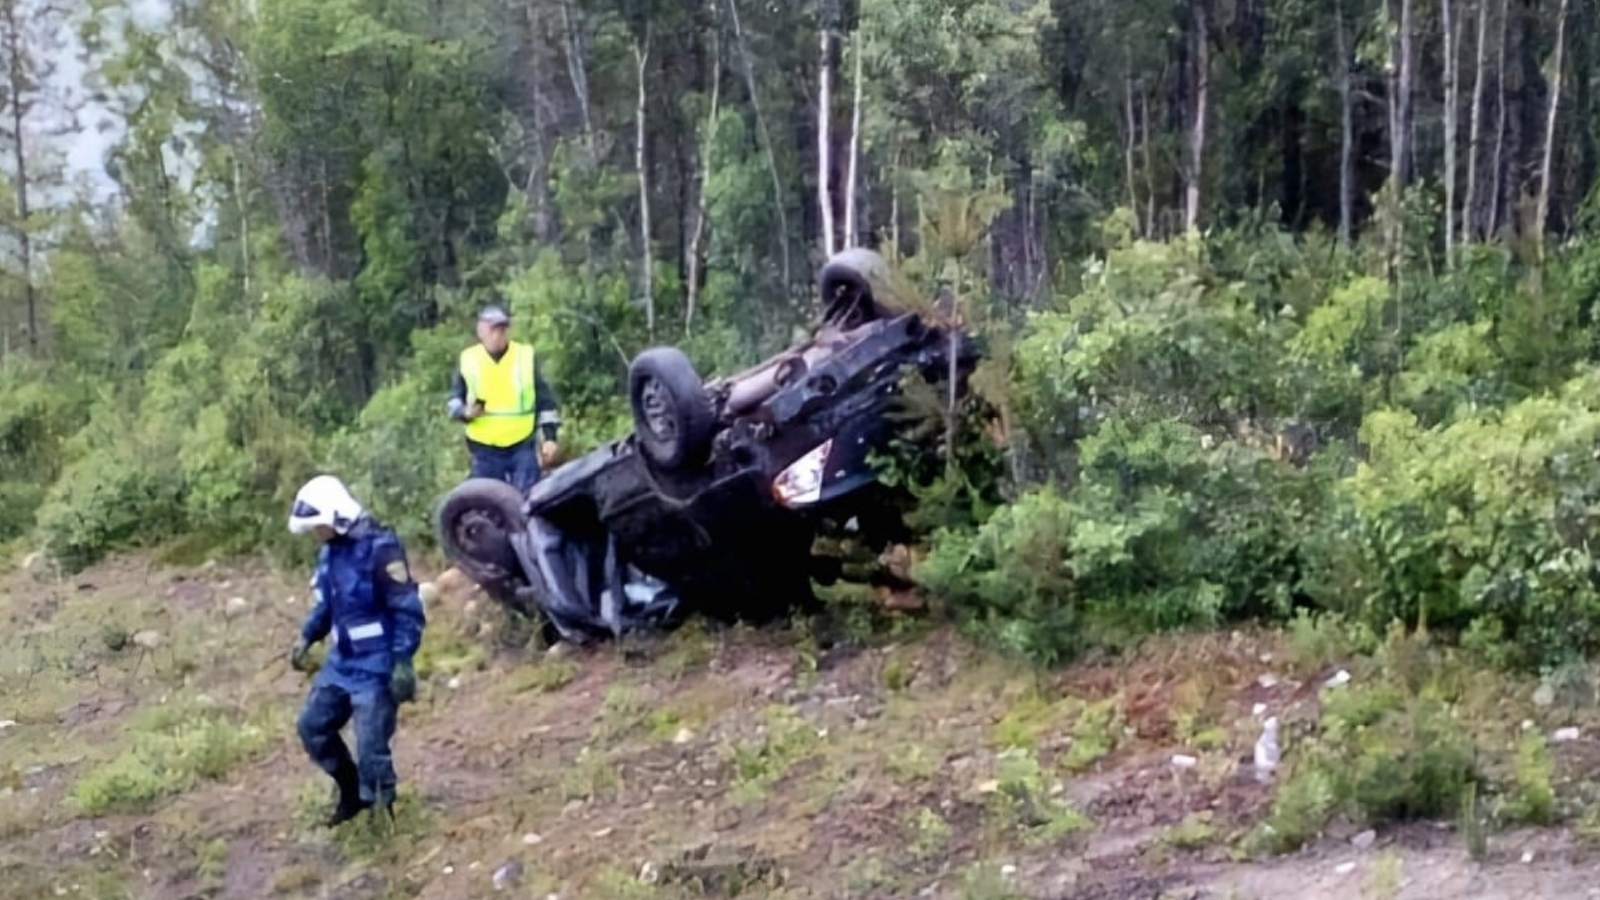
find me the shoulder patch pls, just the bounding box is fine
[385,559,411,583]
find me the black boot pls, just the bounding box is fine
[325,762,371,827]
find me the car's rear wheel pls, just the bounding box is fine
[818,247,909,326]
[436,478,529,605]
[629,347,717,470]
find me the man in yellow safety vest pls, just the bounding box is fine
[446,302,562,493]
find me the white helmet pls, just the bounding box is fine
[288,474,364,535]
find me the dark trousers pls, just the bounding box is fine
[297,681,399,806]
[467,437,541,494]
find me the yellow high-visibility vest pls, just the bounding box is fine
[459,341,538,447]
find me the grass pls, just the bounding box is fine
[726,705,823,803]
[72,699,278,815]
[4,551,1599,900]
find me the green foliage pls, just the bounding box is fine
[913,214,1600,674]
[1501,730,1557,826]
[0,361,81,541]
[4,0,1597,703]
[34,403,188,573]
[1244,628,1534,856]
[1349,376,1600,669]
[72,701,274,815]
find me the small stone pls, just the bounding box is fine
[226,597,249,614]
[443,865,455,875]
[493,860,523,890]
[1324,669,1352,688]
[448,676,463,690]
[1522,851,1535,864]
[0,720,16,730]
[1335,862,1356,875]
[1257,674,1279,689]
[1533,684,1556,707]
[1352,830,1377,849]
[1553,727,1581,742]
[1252,703,1268,717]
[591,827,613,838]
[132,630,164,650]
[521,833,542,845]
[673,727,694,744]
[639,861,659,883]
[1000,864,1017,876]
[976,779,1000,794]
[1170,754,1199,769]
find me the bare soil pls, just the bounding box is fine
[1,552,1597,900]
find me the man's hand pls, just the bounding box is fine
[290,637,314,672]
[539,440,560,467]
[390,659,417,704]
[463,400,485,421]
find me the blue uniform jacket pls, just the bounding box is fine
[298,516,427,692]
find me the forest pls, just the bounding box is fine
[1,0,1599,676]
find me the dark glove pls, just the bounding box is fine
[290,637,313,672]
[390,659,417,704]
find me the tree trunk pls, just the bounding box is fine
[235,155,251,304]
[1443,0,1457,266]
[1463,0,1488,244]
[1141,93,1156,237]
[1535,0,1568,264]
[1334,0,1353,246]
[1124,67,1141,234]
[1184,0,1209,234]
[816,1,837,258]
[635,31,655,339]
[2,3,35,351]
[843,26,863,249]
[1397,0,1415,189]
[685,27,720,334]
[1488,0,1509,239]
[1383,0,1414,280]
[723,0,791,289]
[561,0,594,147]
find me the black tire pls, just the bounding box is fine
[818,247,907,325]
[435,478,529,602]
[628,347,717,470]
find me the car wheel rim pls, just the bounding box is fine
[639,376,678,443]
[455,508,505,557]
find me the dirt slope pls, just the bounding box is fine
[2,553,1598,900]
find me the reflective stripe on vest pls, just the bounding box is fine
[459,341,538,447]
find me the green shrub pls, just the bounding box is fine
[1349,376,1600,670]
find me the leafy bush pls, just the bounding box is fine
[1349,375,1600,670]
[33,400,189,574]
[1251,631,1482,855]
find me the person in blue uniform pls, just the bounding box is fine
[286,475,427,826]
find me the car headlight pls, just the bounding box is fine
[772,439,833,506]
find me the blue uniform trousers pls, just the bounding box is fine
[297,679,398,806]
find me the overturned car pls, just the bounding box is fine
[434,248,979,645]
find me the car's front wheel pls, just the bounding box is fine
[435,478,529,606]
